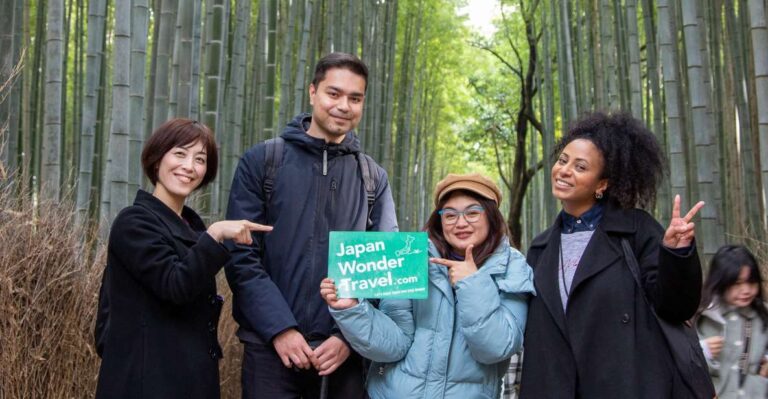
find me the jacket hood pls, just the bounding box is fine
[428,237,536,296]
[700,299,759,325]
[280,113,362,157]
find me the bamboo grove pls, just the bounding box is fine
[462,0,768,254]
[0,0,466,236]
[0,0,767,255]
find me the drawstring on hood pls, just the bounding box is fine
[281,114,362,168]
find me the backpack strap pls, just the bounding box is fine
[356,152,378,230]
[263,137,285,214]
[263,139,378,229]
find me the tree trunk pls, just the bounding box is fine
[102,0,132,227]
[263,0,278,139]
[221,0,249,217]
[42,0,65,203]
[641,0,669,218]
[247,0,268,147]
[559,0,577,120]
[293,0,313,116]
[747,0,768,233]
[145,0,161,139]
[189,0,202,121]
[542,0,557,223]
[0,0,21,176]
[680,0,722,255]
[129,0,149,194]
[173,0,196,118]
[277,0,299,129]
[600,0,618,108]
[382,0,397,172]
[626,0,643,117]
[76,0,107,224]
[658,0,688,210]
[202,0,228,138]
[152,0,177,128]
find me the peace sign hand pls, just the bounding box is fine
[663,194,705,249]
[430,244,479,286]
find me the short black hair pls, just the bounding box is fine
[141,118,218,188]
[312,52,368,92]
[553,111,666,209]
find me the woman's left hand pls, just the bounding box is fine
[663,194,705,249]
[430,244,478,286]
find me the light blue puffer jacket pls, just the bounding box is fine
[330,240,535,399]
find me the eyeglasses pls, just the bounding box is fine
[438,205,485,225]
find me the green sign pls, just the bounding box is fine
[328,231,429,299]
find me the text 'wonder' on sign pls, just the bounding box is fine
[328,231,429,299]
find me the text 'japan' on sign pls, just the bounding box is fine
[327,231,429,299]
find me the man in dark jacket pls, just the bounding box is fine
[225,52,398,398]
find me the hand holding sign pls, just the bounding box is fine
[663,195,705,249]
[320,278,359,310]
[430,244,479,286]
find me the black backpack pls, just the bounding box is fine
[262,137,379,229]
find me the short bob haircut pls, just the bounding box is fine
[311,52,369,92]
[424,189,508,267]
[141,118,218,188]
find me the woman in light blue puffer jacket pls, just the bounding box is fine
[320,173,535,399]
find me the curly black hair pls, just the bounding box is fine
[552,111,666,209]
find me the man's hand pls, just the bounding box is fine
[312,335,351,376]
[273,329,317,369]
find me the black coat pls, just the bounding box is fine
[520,203,703,399]
[95,190,230,399]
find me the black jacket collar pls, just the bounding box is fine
[531,201,637,248]
[133,189,205,243]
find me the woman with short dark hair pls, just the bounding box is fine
[320,173,534,399]
[520,111,713,399]
[95,118,271,399]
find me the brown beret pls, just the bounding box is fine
[433,173,502,207]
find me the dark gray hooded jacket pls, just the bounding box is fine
[225,113,398,343]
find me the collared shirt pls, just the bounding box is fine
[561,203,604,234]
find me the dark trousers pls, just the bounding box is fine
[241,341,368,399]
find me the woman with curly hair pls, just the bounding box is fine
[519,111,714,399]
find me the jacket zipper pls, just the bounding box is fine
[330,178,337,212]
[322,146,328,176]
[309,146,328,335]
